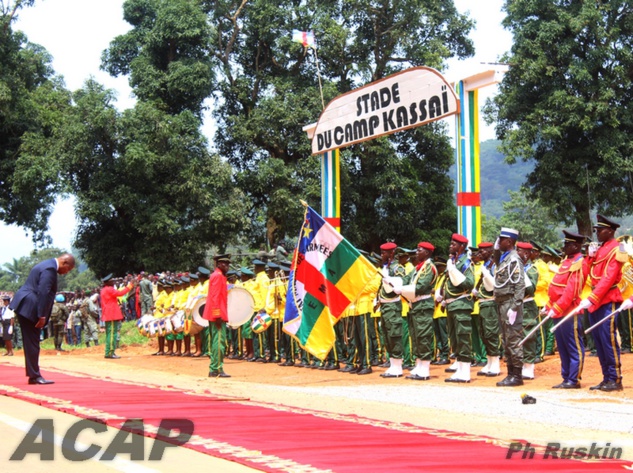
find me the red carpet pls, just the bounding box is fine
[0,364,628,472]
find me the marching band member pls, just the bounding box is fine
[204,254,232,378]
[545,231,587,389]
[442,234,475,383]
[580,215,627,391]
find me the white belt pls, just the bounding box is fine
[523,297,534,303]
[411,294,433,303]
[445,294,469,304]
[379,297,401,303]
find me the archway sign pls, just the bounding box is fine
[304,66,459,232]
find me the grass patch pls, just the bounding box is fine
[40,320,151,350]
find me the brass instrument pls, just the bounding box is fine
[617,235,633,287]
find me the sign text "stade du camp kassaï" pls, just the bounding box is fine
[311,67,459,155]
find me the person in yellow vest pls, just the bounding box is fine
[264,262,284,364]
[239,267,257,360]
[618,260,633,354]
[151,281,173,355]
[431,257,449,365]
[181,273,201,356]
[165,278,189,356]
[469,245,487,367]
[251,259,270,362]
[276,263,296,366]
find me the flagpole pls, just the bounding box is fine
[311,47,325,109]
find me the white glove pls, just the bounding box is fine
[578,299,592,311]
[494,238,500,250]
[588,243,598,257]
[471,289,478,298]
[393,286,402,295]
[434,289,443,303]
[508,309,517,325]
[547,309,556,319]
[446,258,455,272]
[8,325,13,335]
[621,298,633,312]
[524,272,532,288]
[481,266,495,292]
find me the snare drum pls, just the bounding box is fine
[171,310,185,333]
[227,287,255,329]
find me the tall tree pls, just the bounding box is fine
[486,0,633,236]
[0,0,62,242]
[206,0,474,249]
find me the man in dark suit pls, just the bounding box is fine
[10,253,75,384]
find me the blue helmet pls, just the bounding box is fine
[55,294,65,303]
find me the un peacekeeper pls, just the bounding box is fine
[442,234,475,383]
[395,242,437,381]
[377,242,407,377]
[493,228,526,387]
[50,294,70,352]
[516,242,539,381]
[474,242,502,377]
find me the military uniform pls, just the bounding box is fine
[50,300,69,351]
[402,243,437,380]
[518,242,539,380]
[493,228,525,387]
[475,255,501,376]
[546,231,586,388]
[204,255,231,377]
[378,242,406,377]
[581,215,626,391]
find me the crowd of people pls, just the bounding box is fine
[3,221,632,391]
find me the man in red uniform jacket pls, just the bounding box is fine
[204,254,231,377]
[579,215,627,391]
[100,274,133,359]
[545,231,587,389]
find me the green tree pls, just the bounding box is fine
[206,0,474,249]
[486,0,633,236]
[499,188,561,247]
[0,1,62,242]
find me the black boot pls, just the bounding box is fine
[86,341,91,347]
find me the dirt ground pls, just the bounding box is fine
[4,340,633,465]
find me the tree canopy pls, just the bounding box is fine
[486,0,633,236]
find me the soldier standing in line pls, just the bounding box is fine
[378,242,406,378]
[50,294,69,352]
[516,242,539,381]
[442,234,475,383]
[475,242,502,377]
[493,228,526,387]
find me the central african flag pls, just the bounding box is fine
[284,205,378,359]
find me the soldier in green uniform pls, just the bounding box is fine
[81,292,100,347]
[517,242,539,380]
[50,294,69,352]
[493,228,526,387]
[442,234,475,383]
[378,242,406,378]
[475,242,502,377]
[397,242,437,380]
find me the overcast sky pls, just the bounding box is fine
[1,0,512,266]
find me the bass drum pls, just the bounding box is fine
[190,295,209,336]
[227,286,255,329]
[171,310,185,333]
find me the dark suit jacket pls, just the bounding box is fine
[9,258,58,323]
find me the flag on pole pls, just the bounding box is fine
[292,30,316,49]
[284,205,378,359]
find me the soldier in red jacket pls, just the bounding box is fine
[204,254,231,378]
[545,231,587,389]
[579,215,627,391]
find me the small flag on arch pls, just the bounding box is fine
[292,30,316,49]
[283,204,378,359]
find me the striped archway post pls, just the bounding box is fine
[321,149,341,231]
[453,67,508,246]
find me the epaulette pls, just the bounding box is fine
[616,245,629,264]
[569,255,584,272]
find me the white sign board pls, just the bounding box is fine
[311,67,459,155]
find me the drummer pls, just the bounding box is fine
[239,268,256,360]
[152,281,173,355]
[181,273,199,356]
[204,254,232,378]
[264,262,283,363]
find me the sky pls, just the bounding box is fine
[1,0,512,266]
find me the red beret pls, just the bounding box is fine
[516,241,533,250]
[478,242,493,249]
[380,242,397,250]
[417,242,435,252]
[451,233,468,244]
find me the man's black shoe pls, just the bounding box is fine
[28,377,54,385]
[217,371,231,378]
[560,381,581,389]
[599,380,623,392]
[435,358,450,365]
[105,354,121,359]
[356,368,372,375]
[589,381,607,390]
[208,371,219,377]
